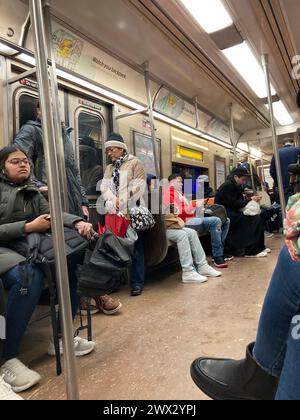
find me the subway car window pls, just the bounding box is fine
[78,112,103,196]
[18,93,38,129]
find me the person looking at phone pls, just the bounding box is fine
[163,174,231,269]
[0,146,96,396]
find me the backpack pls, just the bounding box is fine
[7,227,88,294]
[76,229,135,297]
[10,227,88,265]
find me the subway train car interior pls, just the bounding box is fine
[0,0,300,401]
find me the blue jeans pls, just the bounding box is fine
[253,246,300,400]
[1,259,80,360]
[186,217,230,258]
[131,232,145,290]
[1,264,44,361]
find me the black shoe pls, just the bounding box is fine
[131,286,143,296]
[212,256,228,268]
[190,343,278,400]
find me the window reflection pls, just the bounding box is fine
[78,112,103,196]
[18,94,38,129]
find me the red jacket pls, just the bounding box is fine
[163,186,196,222]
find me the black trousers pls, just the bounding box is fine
[244,215,266,255]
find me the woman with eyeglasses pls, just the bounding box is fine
[101,132,147,296]
[0,146,95,398]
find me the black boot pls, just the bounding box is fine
[190,343,279,400]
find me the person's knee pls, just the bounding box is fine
[185,228,198,240]
[178,231,189,242]
[167,230,187,243]
[211,217,222,230]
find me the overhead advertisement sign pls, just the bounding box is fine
[50,21,237,147]
[154,87,236,145]
[154,87,196,127]
[51,20,147,104]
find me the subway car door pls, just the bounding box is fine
[12,78,66,139]
[67,93,110,227]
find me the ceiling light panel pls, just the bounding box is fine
[223,42,276,98]
[179,0,233,34]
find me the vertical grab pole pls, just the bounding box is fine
[29,0,79,400]
[194,96,199,129]
[259,142,266,188]
[247,145,255,190]
[262,54,286,215]
[43,2,69,212]
[229,104,238,167]
[144,62,160,178]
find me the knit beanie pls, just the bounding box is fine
[105,132,128,150]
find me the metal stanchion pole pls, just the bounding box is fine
[247,145,255,190]
[262,54,286,216]
[229,104,238,167]
[29,0,79,400]
[43,2,69,212]
[144,62,160,178]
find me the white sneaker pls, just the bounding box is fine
[48,336,96,357]
[264,248,271,254]
[265,232,274,238]
[0,359,41,393]
[245,251,268,258]
[197,264,222,277]
[0,375,23,400]
[182,270,208,284]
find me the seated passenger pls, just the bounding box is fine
[0,146,95,394]
[163,177,222,283]
[163,174,231,268]
[215,167,268,258]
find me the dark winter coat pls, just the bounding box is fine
[270,145,300,189]
[0,176,82,276]
[215,179,262,250]
[14,120,88,216]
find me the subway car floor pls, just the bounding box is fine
[20,235,283,400]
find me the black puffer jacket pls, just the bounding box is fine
[14,120,89,216]
[0,175,82,276]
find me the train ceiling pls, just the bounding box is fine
[10,0,300,151]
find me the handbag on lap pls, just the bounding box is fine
[204,204,228,225]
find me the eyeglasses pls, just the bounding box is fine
[106,148,117,154]
[7,158,30,166]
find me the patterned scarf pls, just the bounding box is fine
[284,193,300,261]
[111,152,129,194]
